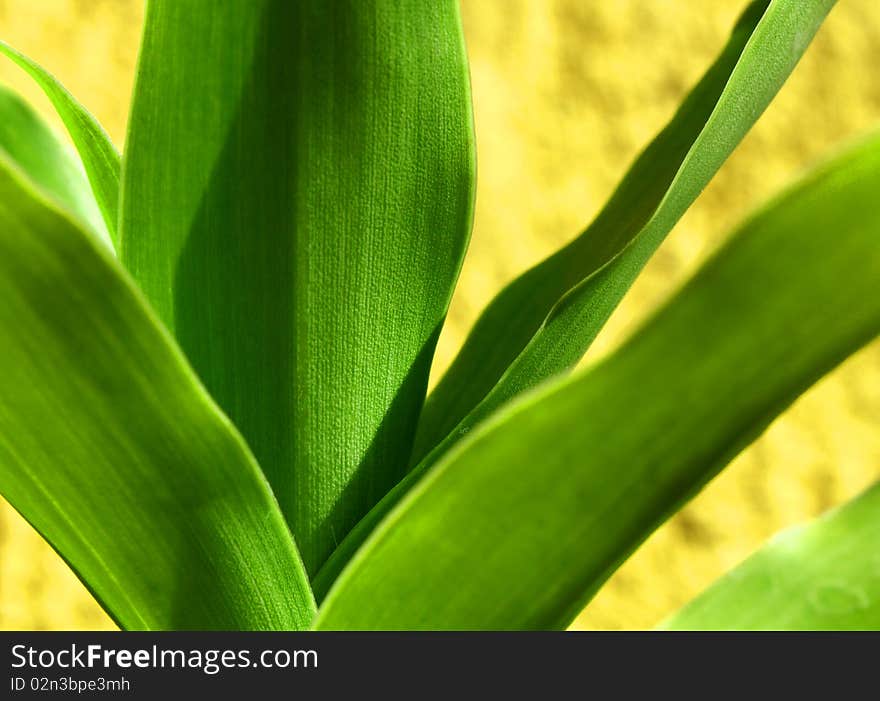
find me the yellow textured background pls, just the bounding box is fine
[0,0,878,630]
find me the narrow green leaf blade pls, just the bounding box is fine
[412,0,835,466]
[0,84,111,250]
[661,482,880,630]
[0,40,121,245]
[314,0,836,596]
[315,131,880,629]
[0,156,315,631]
[120,0,476,575]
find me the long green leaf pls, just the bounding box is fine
[120,0,475,575]
[411,0,835,466]
[0,40,120,245]
[314,0,836,597]
[315,131,880,629]
[0,155,315,631]
[661,482,880,630]
[0,84,111,250]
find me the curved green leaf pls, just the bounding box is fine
[411,0,835,466]
[0,155,314,630]
[315,131,880,629]
[314,0,836,597]
[120,0,476,575]
[661,482,880,630]
[0,40,120,245]
[0,84,111,250]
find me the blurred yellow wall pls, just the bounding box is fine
[0,0,878,630]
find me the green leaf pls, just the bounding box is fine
[0,84,111,250]
[411,0,836,467]
[0,40,121,246]
[0,155,315,631]
[120,0,476,575]
[315,130,880,630]
[314,0,837,597]
[661,482,880,630]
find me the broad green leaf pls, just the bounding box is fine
[0,84,111,250]
[0,155,315,631]
[315,130,880,629]
[0,40,120,245]
[411,0,836,467]
[314,0,836,596]
[120,0,475,575]
[661,482,880,630]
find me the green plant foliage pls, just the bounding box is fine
[409,0,836,467]
[662,482,880,630]
[313,0,837,596]
[0,40,120,245]
[119,0,476,575]
[0,155,314,630]
[315,131,880,629]
[414,0,835,463]
[0,84,111,249]
[0,0,876,632]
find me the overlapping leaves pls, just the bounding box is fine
[0,0,876,632]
